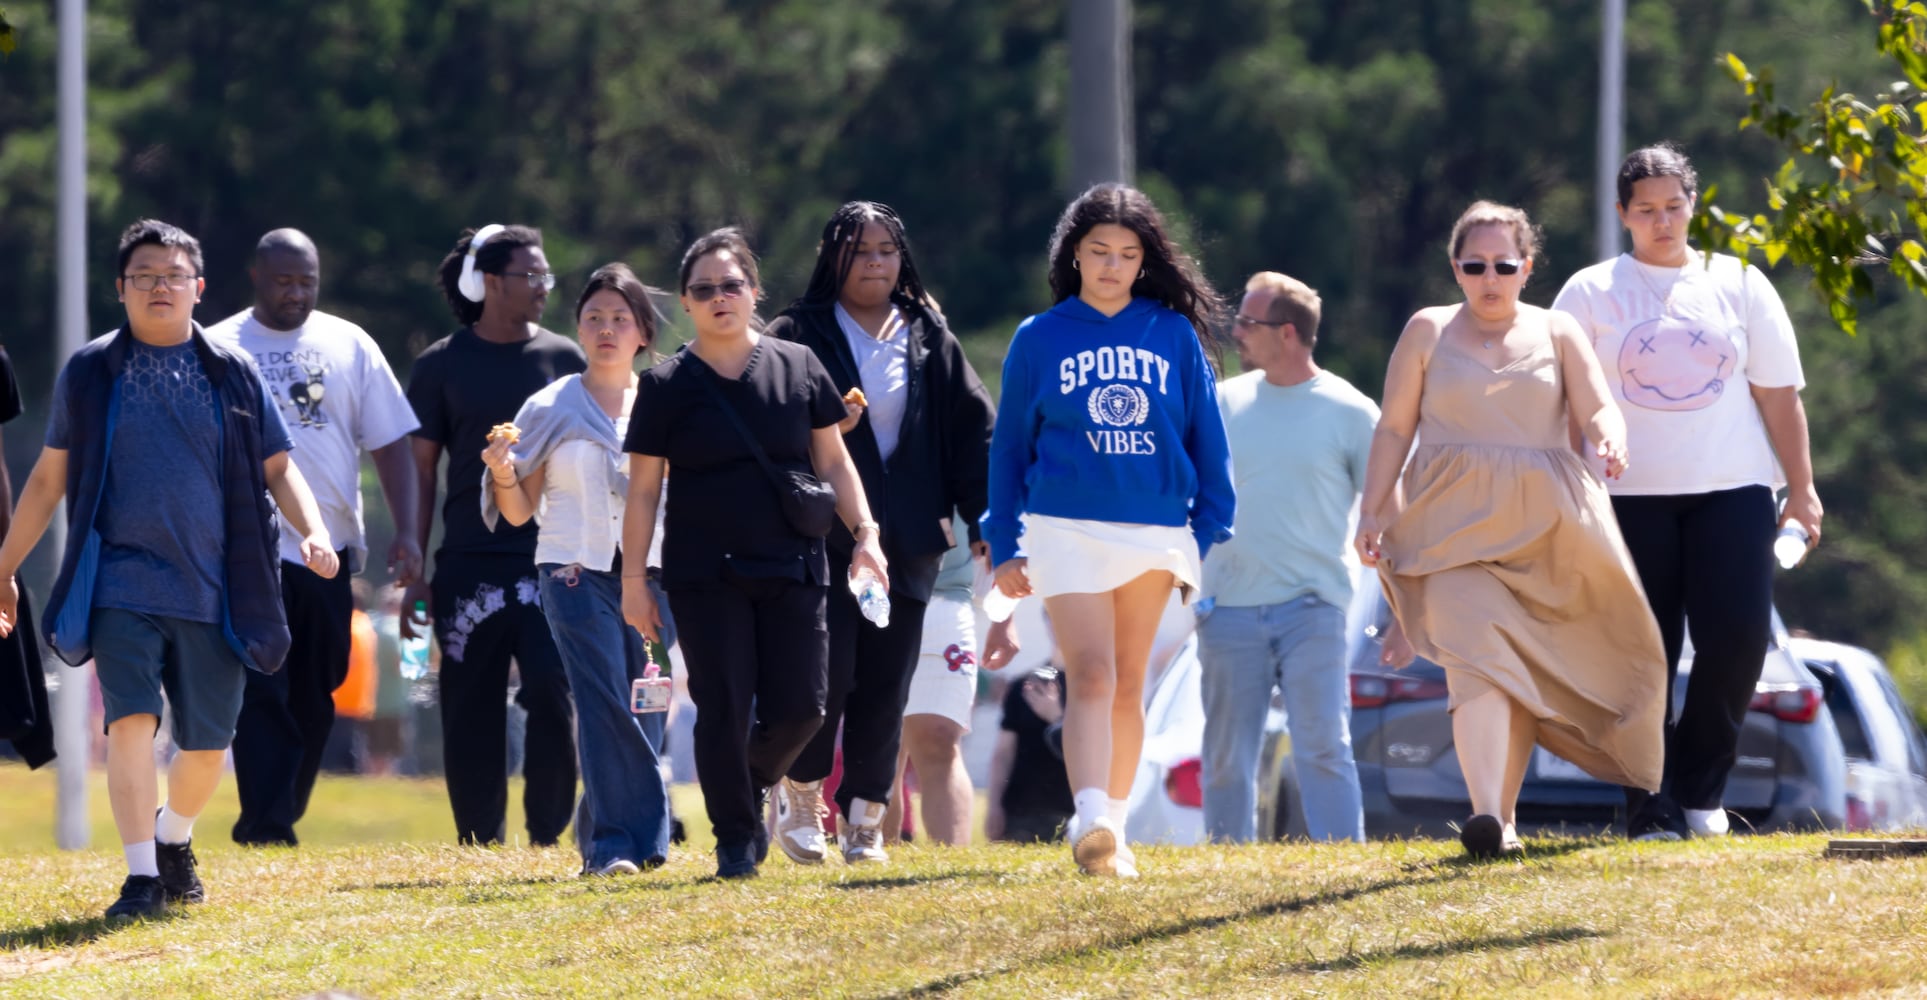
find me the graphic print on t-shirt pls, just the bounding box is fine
[1057,344,1171,456]
[254,346,334,427]
[1616,316,1734,412]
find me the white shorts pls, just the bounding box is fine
[1021,514,1201,604]
[903,595,977,729]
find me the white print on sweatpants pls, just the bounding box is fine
[442,576,542,663]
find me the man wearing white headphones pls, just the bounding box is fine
[403,225,586,846]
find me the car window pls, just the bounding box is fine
[1811,661,1873,759]
[1874,672,1927,779]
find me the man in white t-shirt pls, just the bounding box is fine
[208,228,422,846]
[1197,271,1378,843]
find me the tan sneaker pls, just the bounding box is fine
[841,797,890,864]
[1071,816,1119,876]
[773,778,829,865]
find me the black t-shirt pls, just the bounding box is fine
[407,327,586,557]
[0,347,21,425]
[625,337,845,588]
[999,674,1074,817]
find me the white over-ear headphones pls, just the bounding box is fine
[457,223,507,303]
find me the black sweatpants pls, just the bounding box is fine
[669,575,828,851]
[788,547,933,816]
[432,552,577,846]
[1612,485,1776,820]
[232,557,350,846]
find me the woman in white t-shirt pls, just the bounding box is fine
[481,263,673,876]
[1552,143,1824,842]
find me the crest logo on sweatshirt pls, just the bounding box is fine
[1088,384,1149,427]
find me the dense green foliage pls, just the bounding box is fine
[3,2,1926,667]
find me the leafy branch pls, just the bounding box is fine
[0,9,15,57]
[1691,0,1927,334]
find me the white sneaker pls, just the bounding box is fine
[774,778,830,865]
[841,797,890,864]
[1070,816,1119,876]
[1685,808,1730,837]
[1113,840,1140,879]
[588,859,639,877]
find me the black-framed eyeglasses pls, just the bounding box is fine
[123,273,197,291]
[1456,259,1523,277]
[686,279,749,303]
[500,271,557,291]
[1233,314,1287,330]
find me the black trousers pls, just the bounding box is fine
[1613,486,1776,820]
[788,548,933,815]
[232,558,350,846]
[432,552,577,846]
[669,575,828,851]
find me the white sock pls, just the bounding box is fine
[1073,788,1109,833]
[156,804,196,845]
[1107,797,1130,831]
[125,840,159,878]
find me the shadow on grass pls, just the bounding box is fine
[830,870,1003,892]
[2,908,183,951]
[1280,925,1603,973]
[1430,836,1614,870]
[875,869,1454,999]
[333,875,573,892]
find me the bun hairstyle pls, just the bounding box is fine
[436,224,543,326]
[1617,142,1699,208]
[1046,183,1226,354]
[575,262,666,359]
[1447,200,1543,265]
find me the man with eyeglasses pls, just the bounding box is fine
[404,224,585,847]
[1196,271,1378,844]
[0,219,338,919]
[206,228,421,847]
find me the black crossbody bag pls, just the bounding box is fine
[699,370,839,539]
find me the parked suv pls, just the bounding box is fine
[1793,637,1927,832]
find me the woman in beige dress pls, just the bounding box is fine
[1353,201,1666,859]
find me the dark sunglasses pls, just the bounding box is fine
[1456,259,1523,277]
[686,279,749,303]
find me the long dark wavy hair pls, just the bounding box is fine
[1046,183,1225,353]
[435,224,543,327]
[793,201,932,316]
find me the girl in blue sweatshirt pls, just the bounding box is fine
[983,183,1234,877]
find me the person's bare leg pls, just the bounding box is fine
[106,716,162,846]
[1451,687,1513,820]
[1042,591,1118,799]
[1498,697,1537,833]
[903,714,972,845]
[163,749,230,825]
[1105,571,1174,799]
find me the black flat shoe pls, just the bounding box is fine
[1460,814,1504,859]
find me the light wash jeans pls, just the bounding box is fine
[1198,595,1364,843]
[539,564,672,869]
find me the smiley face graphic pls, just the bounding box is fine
[1617,316,1734,411]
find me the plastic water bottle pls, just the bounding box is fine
[975,561,1020,623]
[399,601,431,681]
[851,569,891,629]
[1773,523,1811,570]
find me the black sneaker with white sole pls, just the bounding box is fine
[156,840,206,903]
[104,875,168,920]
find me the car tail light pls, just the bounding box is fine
[1749,685,1823,724]
[1164,757,1203,809]
[1350,673,1449,709]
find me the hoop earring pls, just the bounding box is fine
[1072,259,1080,271]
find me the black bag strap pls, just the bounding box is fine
[696,363,791,494]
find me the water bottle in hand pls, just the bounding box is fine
[976,563,1020,623]
[1773,523,1811,570]
[850,568,891,629]
[399,601,431,681]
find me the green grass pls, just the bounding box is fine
[4,763,1927,998]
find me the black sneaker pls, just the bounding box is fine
[1459,814,1505,860]
[1626,796,1690,842]
[104,874,168,920]
[156,840,206,903]
[716,842,759,880]
[751,787,771,864]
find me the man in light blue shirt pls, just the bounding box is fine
[1199,272,1378,843]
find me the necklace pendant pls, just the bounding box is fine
[1483,339,1493,349]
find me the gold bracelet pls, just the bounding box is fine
[853,519,880,537]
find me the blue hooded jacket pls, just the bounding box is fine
[981,297,1234,566]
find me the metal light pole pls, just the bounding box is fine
[1596,0,1626,261]
[53,0,91,850]
[1068,0,1133,192]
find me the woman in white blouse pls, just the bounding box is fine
[482,263,671,875]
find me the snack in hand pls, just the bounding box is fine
[843,387,868,407]
[488,423,522,445]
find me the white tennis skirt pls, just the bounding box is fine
[1021,513,1202,604]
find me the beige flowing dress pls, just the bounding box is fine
[1378,319,1666,791]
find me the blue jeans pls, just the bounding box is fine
[538,564,671,869]
[1198,596,1363,843]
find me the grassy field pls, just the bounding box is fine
[5,763,1927,998]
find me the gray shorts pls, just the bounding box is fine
[93,608,248,751]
